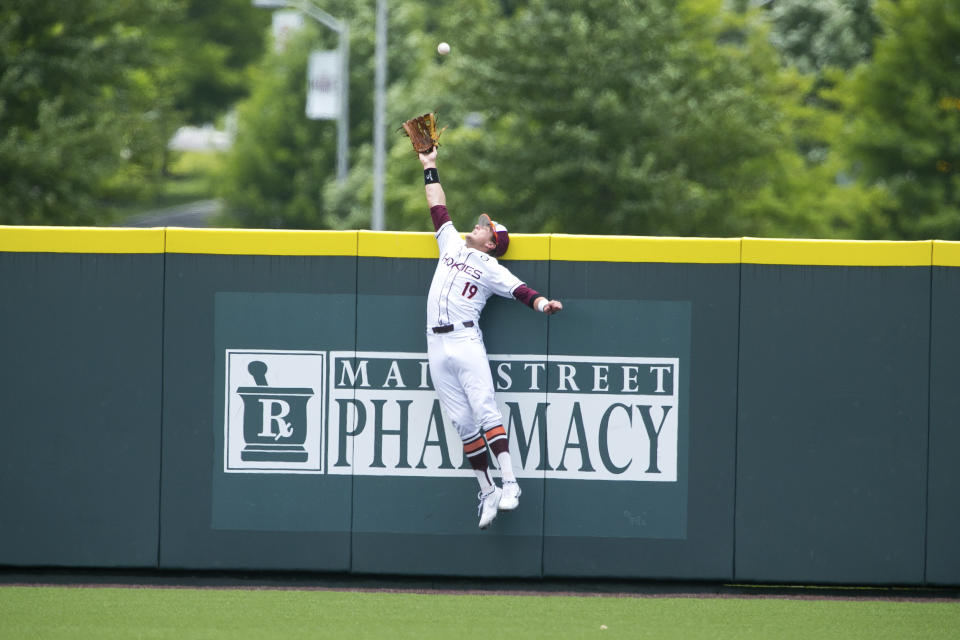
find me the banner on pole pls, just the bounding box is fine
[271,10,304,52]
[306,50,341,120]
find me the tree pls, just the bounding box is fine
[218,0,890,238]
[168,0,271,125]
[765,0,879,74]
[0,0,186,225]
[381,0,864,237]
[216,30,333,229]
[830,0,960,239]
[218,0,428,229]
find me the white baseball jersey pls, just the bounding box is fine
[426,219,524,330]
[424,212,528,440]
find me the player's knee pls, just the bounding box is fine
[452,416,480,441]
[458,425,482,443]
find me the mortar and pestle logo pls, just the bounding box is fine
[237,360,314,462]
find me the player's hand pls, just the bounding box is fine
[543,300,563,315]
[418,147,438,168]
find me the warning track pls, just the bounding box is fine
[2,569,958,603]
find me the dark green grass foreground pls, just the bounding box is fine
[1,586,958,639]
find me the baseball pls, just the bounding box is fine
[437,42,450,55]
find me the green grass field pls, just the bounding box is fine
[1,585,958,639]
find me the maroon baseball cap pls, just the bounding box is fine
[478,213,509,258]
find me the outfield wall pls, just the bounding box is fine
[0,226,957,586]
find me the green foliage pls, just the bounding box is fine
[0,0,185,225]
[111,150,227,221]
[0,0,271,226]
[217,26,338,229]
[170,0,271,125]
[218,0,427,229]
[384,0,869,237]
[829,0,960,239]
[4,0,953,238]
[223,0,895,237]
[766,0,879,73]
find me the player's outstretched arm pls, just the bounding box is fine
[418,148,445,208]
[533,296,563,316]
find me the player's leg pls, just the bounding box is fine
[462,429,501,529]
[429,333,502,528]
[483,424,521,510]
[482,425,515,482]
[460,430,493,493]
[427,335,496,495]
[451,332,521,510]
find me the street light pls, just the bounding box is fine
[254,0,387,230]
[371,0,387,231]
[253,0,349,183]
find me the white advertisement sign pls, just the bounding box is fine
[225,350,679,482]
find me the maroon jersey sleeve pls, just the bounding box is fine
[513,284,540,308]
[430,205,451,232]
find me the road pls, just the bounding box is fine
[117,199,221,228]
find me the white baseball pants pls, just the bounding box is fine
[426,326,503,441]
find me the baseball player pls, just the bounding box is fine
[417,147,563,529]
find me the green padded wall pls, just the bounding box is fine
[0,249,163,567]
[927,264,960,585]
[159,252,357,571]
[736,263,929,585]
[541,260,738,580]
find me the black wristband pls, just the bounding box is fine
[424,168,439,185]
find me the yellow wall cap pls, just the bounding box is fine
[165,228,357,256]
[358,231,437,258]
[0,226,165,253]
[933,241,960,267]
[500,234,550,261]
[1,227,950,266]
[742,238,931,266]
[357,231,551,260]
[550,234,741,263]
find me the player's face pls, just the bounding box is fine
[466,223,496,252]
